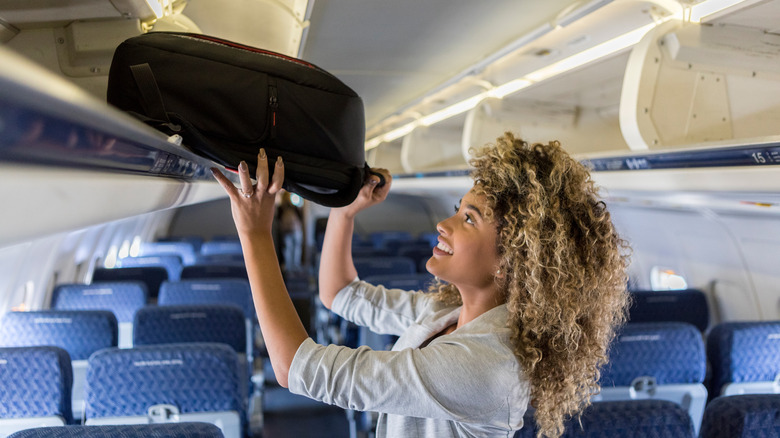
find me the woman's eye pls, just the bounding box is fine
[453,204,460,214]
[465,214,475,225]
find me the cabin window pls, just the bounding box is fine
[11,281,33,311]
[650,266,688,291]
[130,236,142,258]
[104,245,119,268]
[118,240,131,260]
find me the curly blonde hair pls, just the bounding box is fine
[430,132,630,437]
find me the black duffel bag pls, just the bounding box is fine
[107,32,371,207]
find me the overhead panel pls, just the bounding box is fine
[620,19,780,150]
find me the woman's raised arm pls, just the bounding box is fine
[318,169,391,309]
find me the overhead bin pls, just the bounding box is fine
[620,17,780,150]
[0,46,232,247]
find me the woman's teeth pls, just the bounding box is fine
[437,241,453,255]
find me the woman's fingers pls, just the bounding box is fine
[255,149,284,195]
[238,161,254,198]
[255,149,269,191]
[269,156,284,194]
[211,167,237,198]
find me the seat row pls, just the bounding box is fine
[7,423,226,438]
[0,343,246,438]
[515,394,780,437]
[0,304,258,424]
[47,278,255,348]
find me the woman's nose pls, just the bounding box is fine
[436,216,452,236]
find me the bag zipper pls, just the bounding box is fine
[269,77,278,139]
[179,33,317,70]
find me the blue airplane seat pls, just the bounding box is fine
[91,267,166,301]
[396,244,434,271]
[117,255,183,281]
[0,310,117,361]
[699,394,780,438]
[133,305,254,426]
[363,273,435,292]
[180,264,248,281]
[0,346,73,433]
[628,289,709,332]
[6,422,226,438]
[707,320,780,397]
[596,322,707,435]
[195,253,245,266]
[85,343,245,438]
[158,280,255,362]
[138,241,198,266]
[368,230,414,252]
[53,282,146,349]
[0,310,117,423]
[200,241,243,256]
[133,305,246,353]
[515,399,694,437]
[353,256,416,278]
[156,235,205,253]
[416,231,439,248]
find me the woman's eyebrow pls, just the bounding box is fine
[465,203,483,218]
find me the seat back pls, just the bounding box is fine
[707,321,780,396]
[0,310,117,361]
[515,400,695,438]
[138,241,197,266]
[628,289,709,331]
[0,310,118,423]
[118,255,183,281]
[133,305,246,354]
[6,422,226,438]
[363,273,435,292]
[396,244,434,272]
[596,322,707,434]
[53,282,146,349]
[91,267,166,301]
[180,265,248,280]
[200,241,243,256]
[158,280,253,319]
[85,343,244,438]
[195,254,245,266]
[699,394,780,438]
[368,230,414,251]
[353,256,415,278]
[0,346,73,433]
[158,280,255,359]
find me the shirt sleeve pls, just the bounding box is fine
[287,335,524,426]
[331,279,440,337]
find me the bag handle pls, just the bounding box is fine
[129,63,170,123]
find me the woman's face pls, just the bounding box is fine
[426,187,501,292]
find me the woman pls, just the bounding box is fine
[212,132,630,437]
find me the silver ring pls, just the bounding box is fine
[239,189,253,198]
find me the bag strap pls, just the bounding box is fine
[129,63,170,123]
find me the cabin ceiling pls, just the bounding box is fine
[299,0,583,128]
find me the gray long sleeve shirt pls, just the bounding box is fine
[288,280,530,437]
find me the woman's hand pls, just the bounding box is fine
[335,168,392,218]
[211,148,285,237]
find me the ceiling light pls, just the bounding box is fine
[688,0,753,22]
[525,22,656,82]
